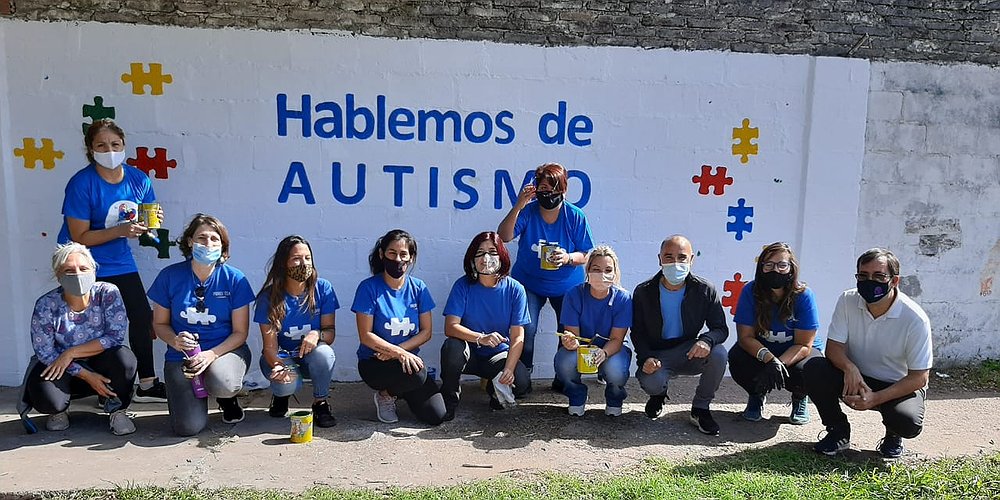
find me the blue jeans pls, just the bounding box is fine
[554,345,631,407]
[260,343,336,399]
[522,288,565,371]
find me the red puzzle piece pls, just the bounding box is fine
[127,147,176,179]
[691,165,733,196]
[722,272,747,316]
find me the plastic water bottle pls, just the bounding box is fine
[184,345,209,399]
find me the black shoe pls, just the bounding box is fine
[442,407,456,422]
[644,395,666,419]
[489,396,505,411]
[312,400,337,428]
[814,426,851,456]
[269,395,290,418]
[217,397,244,424]
[690,407,720,436]
[133,379,168,403]
[877,431,904,459]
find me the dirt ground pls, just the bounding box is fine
[1,374,998,493]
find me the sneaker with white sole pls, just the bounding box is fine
[46,411,69,431]
[605,406,622,417]
[217,397,245,424]
[132,379,168,403]
[374,391,399,423]
[568,404,585,416]
[109,410,136,436]
[492,373,516,408]
[814,426,851,456]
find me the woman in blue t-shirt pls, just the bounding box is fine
[148,214,255,436]
[555,245,633,417]
[254,235,339,428]
[439,231,531,420]
[352,229,446,426]
[58,119,166,402]
[497,162,595,392]
[729,242,823,425]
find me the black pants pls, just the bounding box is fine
[439,337,530,410]
[25,346,137,414]
[728,344,823,398]
[358,358,446,426]
[803,357,925,438]
[100,272,155,379]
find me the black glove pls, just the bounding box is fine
[751,358,790,395]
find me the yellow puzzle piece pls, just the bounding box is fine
[121,62,173,95]
[14,138,64,170]
[732,118,759,164]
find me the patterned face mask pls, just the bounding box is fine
[287,263,314,283]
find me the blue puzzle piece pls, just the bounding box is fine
[726,198,753,241]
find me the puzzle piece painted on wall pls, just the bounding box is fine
[721,272,747,316]
[726,198,753,241]
[82,96,116,134]
[14,138,64,170]
[127,147,177,179]
[691,165,733,196]
[120,62,173,95]
[732,118,759,164]
[138,228,177,259]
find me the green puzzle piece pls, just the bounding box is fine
[139,228,176,259]
[82,96,116,134]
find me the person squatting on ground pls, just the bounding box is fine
[58,119,167,403]
[805,248,933,459]
[631,235,729,436]
[498,162,595,392]
[19,243,138,435]
[255,235,339,428]
[149,214,255,436]
[554,245,633,417]
[353,229,447,426]
[439,231,531,420]
[729,242,823,426]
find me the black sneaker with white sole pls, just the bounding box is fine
[133,379,168,403]
[217,397,244,424]
[814,426,851,456]
[645,394,666,419]
[690,407,720,435]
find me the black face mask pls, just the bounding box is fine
[759,271,793,290]
[536,191,563,210]
[382,257,408,279]
[857,279,892,304]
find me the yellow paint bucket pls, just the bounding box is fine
[138,203,161,229]
[540,243,560,270]
[577,345,600,374]
[289,410,313,443]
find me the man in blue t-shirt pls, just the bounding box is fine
[631,235,729,436]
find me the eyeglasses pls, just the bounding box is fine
[762,261,791,272]
[194,285,207,312]
[473,251,499,259]
[856,272,892,283]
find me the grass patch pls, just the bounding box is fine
[14,448,1000,500]
[965,359,1000,389]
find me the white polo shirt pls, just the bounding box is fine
[827,289,933,383]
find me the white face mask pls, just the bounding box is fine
[93,150,126,170]
[588,272,614,292]
[478,253,501,275]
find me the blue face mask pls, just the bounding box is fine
[192,242,222,265]
[661,263,690,286]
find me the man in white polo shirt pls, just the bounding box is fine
[804,248,932,459]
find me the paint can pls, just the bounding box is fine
[540,242,561,270]
[138,202,161,229]
[289,410,313,443]
[576,345,600,374]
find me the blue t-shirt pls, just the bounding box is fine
[733,281,822,355]
[351,275,435,360]
[253,278,340,352]
[561,283,633,349]
[442,276,531,358]
[147,260,256,362]
[57,164,156,277]
[658,282,685,340]
[510,201,595,297]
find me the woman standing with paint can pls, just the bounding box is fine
[353,229,446,426]
[58,119,166,403]
[497,162,595,393]
[554,245,633,417]
[255,235,339,428]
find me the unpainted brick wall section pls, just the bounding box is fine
[8,1,1000,66]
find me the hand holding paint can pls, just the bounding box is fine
[138,202,161,229]
[540,241,562,271]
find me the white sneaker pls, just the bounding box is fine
[374,391,399,423]
[605,406,622,417]
[46,411,69,431]
[492,373,516,408]
[109,410,136,436]
[568,405,585,416]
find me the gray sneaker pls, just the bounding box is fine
[46,411,69,431]
[374,391,399,423]
[109,410,136,436]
